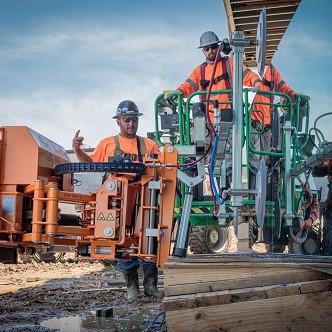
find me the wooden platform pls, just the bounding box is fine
[163,253,332,332]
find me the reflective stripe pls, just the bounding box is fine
[277,80,285,91]
[186,78,199,91]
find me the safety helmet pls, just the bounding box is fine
[113,100,143,119]
[198,31,220,48]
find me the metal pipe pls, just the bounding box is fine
[172,189,193,257]
[231,30,244,209]
[284,121,293,226]
[46,182,59,243]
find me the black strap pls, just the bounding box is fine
[114,135,146,161]
[136,136,143,162]
[199,58,231,103]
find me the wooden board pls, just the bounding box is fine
[163,279,332,312]
[164,268,329,297]
[166,291,332,332]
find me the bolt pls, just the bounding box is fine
[201,175,205,179]
[167,146,174,153]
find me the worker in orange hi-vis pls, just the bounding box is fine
[72,100,162,302]
[164,31,269,121]
[164,31,270,253]
[249,64,297,192]
[164,31,269,180]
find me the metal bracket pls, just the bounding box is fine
[176,161,205,188]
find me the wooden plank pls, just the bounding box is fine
[164,279,332,312]
[163,290,231,312]
[300,279,332,294]
[166,253,332,265]
[165,270,329,296]
[164,265,328,287]
[166,291,332,332]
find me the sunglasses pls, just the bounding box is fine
[203,44,219,52]
[122,116,138,123]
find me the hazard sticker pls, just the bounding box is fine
[106,213,114,221]
[97,212,106,221]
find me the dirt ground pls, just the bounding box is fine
[0,255,165,332]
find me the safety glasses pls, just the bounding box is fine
[122,116,138,123]
[203,44,219,52]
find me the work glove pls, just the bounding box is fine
[163,89,182,105]
[220,38,231,55]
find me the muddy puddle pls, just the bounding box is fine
[41,306,165,331]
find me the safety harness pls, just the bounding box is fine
[113,135,146,162]
[199,57,232,102]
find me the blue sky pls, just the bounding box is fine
[1,0,331,148]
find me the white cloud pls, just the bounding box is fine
[0,19,209,149]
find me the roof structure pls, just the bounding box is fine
[223,0,301,66]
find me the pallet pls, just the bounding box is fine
[163,253,332,331]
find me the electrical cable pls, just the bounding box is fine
[313,112,332,144]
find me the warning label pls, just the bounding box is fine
[97,212,105,221]
[106,213,114,221]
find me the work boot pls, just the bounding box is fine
[121,267,141,301]
[143,265,164,299]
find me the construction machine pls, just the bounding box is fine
[1,6,331,266]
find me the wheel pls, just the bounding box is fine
[32,251,65,263]
[323,208,332,255]
[189,226,230,254]
[189,227,209,254]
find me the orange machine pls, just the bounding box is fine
[0,126,177,266]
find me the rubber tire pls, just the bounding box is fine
[32,251,65,263]
[189,227,209,254]
[323,209,332,256]
[189,226,230,254]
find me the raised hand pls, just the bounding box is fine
[72,129,84,151]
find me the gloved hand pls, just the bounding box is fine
[221,38,231,55]
[163,89,182,104]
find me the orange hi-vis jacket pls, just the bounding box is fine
[177,55,270,123]
[90,134,159,162]
[252,64,296,125]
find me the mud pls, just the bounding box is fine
[0,256,165,331]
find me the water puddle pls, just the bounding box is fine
[40,306,164,331]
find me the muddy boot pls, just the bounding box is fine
[121,267,140,301]
[143,265,164,299]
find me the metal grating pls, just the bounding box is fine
[223,0,301,66]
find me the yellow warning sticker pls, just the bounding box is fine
[97,212,105,221]
[106,212,114,221]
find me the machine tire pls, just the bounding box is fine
[323,209,332,255]
[32,251,65,263]
[189,226,230,254]
[189,227,209,254]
